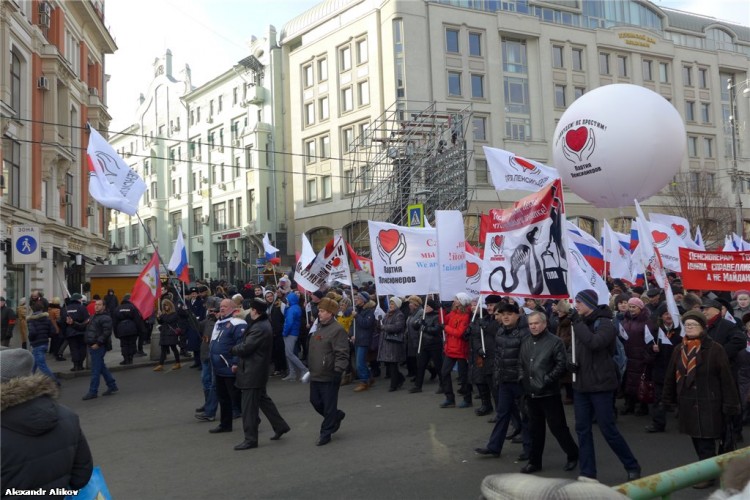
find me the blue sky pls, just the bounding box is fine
[104,0,749,132]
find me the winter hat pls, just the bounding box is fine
[407,295,423,306]
[646,288,661,298]
[356,292,370,303]
[628,297,645,309]
[701,297,722,311]
[318,297,340,315]
[0,347,34,382]
[426,298,439,310]
[497,301,520,314]
[70,293,82,301]
[681,310,707,329]
[248,298,268,314]
[485,295,502,305]
[455,292,472,307]
[575,289,598,311]
[389,297,403,309]
[312,290,325,299]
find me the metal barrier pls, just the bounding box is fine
[613,446,750,499]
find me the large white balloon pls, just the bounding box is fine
[552,84,686,208]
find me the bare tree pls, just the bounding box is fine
[661,172,735,249]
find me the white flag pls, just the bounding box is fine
[618,323,629,341]
[644,324,655,344]
[86,126,146,215]
[658,328,672,345]
[693,226,705,251]
[435,210,467,299]
[299,233,316,269]
[634,200,667,289]
[483,146,560,192]
[262,233,280,255]
[724,310,737,323]
[602,220,636,282]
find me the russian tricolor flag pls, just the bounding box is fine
[566,221,604,276]
[167,227,190,283]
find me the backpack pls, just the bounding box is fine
[594,318,627,380]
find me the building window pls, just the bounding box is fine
[342,127,354,153]
[393,18,403,54]
[320,135,330,159]
[193,207,203,234]
[599,52,610,75]
[341,87,353,112]
[617,55,628,77]
[700,102,710,123]
[572,48,583,71]
[659,62,669,83]
[504,77,530,113]
[10,52,20,117]
[65,173,74,226]
[131,224,140,246]
[687,136,698,157]
[356,38,368,64]
[343,170,355,195]
[2,138,20,207]
[358,80,370,106]
[339,45,351,71]
[395,59,405,98]
[150,181,158,200]
[685,101,695,121]
[303,64,313,88]
[698,68,708,88]
[445,28,459,53]
[304,102,314,125]
[212,202,226,231]
[471,74,484,98]
[448,71,462,96]
[574,87,585,100]
[552,45,564,68]
[473,116,487,141]
[469,32,482,57]
[642,59,653,81]
[555,84,566,108]
[506,117,531,141]
[683,66,692,86]
[247,189,255,221]
[233,87,238,105]
[319,96,329,121]
[318,58,328,82]
[228,199,235,228]
[503,39,527,73]
[703,137,713,158]
[475,158,489,184]
[305,139,316,165]
[170,211,182,240]
[321,176,332,200]
[307,178,318,202]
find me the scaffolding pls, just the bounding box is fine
[348,101,474,255]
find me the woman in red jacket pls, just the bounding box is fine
[440,293,472,408]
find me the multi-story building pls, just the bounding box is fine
[108,29,290,285]
[1,0,116,305]
[280,0,750,254]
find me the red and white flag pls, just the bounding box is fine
[130,253,161,320]
[484,146,560,192]
[86,126,146,215]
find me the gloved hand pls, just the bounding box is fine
[567,361,579,373]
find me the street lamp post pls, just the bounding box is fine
[728,77,750,237]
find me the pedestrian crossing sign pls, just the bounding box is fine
[407,204,424,228]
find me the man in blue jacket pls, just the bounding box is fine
[208,299,246,434]
[282,292,309,382]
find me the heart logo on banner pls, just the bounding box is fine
[652,230,669,245]
[378,229,400,253]
[514,157,537,172]
[466,262,480,277]
[671,223,685,236]
[565,127,588,152]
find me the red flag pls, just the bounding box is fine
[345,241,363,271]
[130,253,161,319]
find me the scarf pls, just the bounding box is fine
[676,338,701,393]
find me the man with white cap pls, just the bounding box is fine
[1,347,93,493]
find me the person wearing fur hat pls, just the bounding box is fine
[662,310,741,489]
[620,297,652,416]
[378,297,407,392]
[351,292,377,392]
[405,296,424,381]
[439,293,472,408]
[307,297,350,446]
[572,289,641,482]
[1,347,93,495]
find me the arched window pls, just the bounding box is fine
[344,221,370,257]
[576,216,597,238]
[307,227,333,253]
[706,28,734,52]
[610,217,634,234]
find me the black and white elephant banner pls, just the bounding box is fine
[481,179,568,299]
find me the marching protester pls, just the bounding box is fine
[307,297,349,446]
[405,295,424,381]
[47,297,63,358]
[554,299,575,404]
[571,289,641,482]
[645,304,682,433]
[82,299,119,401]
[661,310,741,489]
[60,293,89,372]
[195,299,220,422]
[469,295,501,416]
[351,291,377,392]
[113,294,146,366]
[154,299,183,371]
[518,311,579,474]
[266,289,288,377]
[281,292,309,382]
[378,297,407,392]
[620,297,652,416]
[440,293,472,408]
[410,298,443,394]
[27,301,61,386]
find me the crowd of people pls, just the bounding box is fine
[2,273,749,491]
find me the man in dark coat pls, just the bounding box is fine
[469,295,501,416]
[59,293,89,372]
[1,296,17,347]
[230,298,291,450]
[208,299,246,434]
[82,299,118,400]
[113,294,146,366]
[571,289,641,482]
[1,348,93,496]
[351,291,377,392]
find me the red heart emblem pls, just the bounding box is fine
[514,157,536,172]
[379,229,400,253]
[331,257,341,267]
[671,223,685,236]
[652,230,668,243]
[565,127,588,152]
[466,262,480,277]
[493,235,504,248]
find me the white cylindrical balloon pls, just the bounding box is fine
[552,84,686,208]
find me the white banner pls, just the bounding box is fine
[602,220,636,282]
[484,146,560,192]
[647,221,684,273]
[435,210,467,299]
[465,243,483,298]
[293,236,350,292]
[649,213,700,250]
[368,221,438,296]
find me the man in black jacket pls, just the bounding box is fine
[0,296,16,347]
[82,300,118,400]
[113,294,146,366]
[518,311,578,474]
[1,347,93,496]
[572,289,640,481]
[230,298,290,450]
[60,294,89,372]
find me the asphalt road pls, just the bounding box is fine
[48,347,716,500]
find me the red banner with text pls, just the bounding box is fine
[679,248,750,291]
